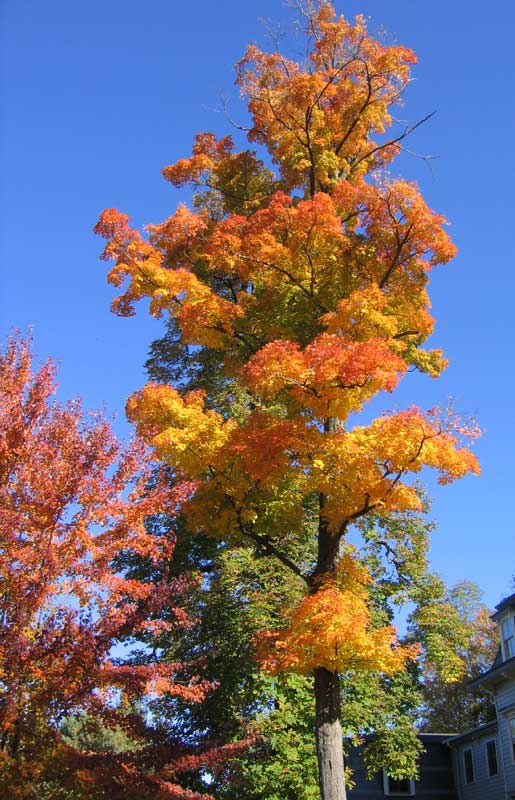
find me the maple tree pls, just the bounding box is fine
[95,3,480,798]
[0,332,245,799]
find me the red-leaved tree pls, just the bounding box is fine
[0,333,241,799]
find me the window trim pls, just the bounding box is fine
[463,747,475,785]
[382,770,415,796]
[501,614,515,661]
[509,715,515,765]
[485,737,499,777]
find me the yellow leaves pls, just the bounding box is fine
[126,384,235,477]
[259,552,419,675]
[240,509,258,525]
[407,348,448,378]
[124,393,314,540]
[322,286,399,340]
[313,408,480,531]
[126,388,480,544]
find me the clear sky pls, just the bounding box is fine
[2,0,514,609]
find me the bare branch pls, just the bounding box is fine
[351,111,436,173]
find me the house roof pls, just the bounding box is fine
[348,732,457,744]
[444,720,498,747]
[468,654,515,690]
[491,591,515,621]
[465,593,515,688]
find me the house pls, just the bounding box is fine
[347,734,458,798]
[347,591,515,799]
[445,591,515,799]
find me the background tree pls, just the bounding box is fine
[61,712,138,755]
[116,469,316,799]
[96,3,480,798]
[0,332,243,799]
[411,580,498,733]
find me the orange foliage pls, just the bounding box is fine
[96,1,480,687]
[94,208,241,347]
[237,4,417,189]
[126,385,479,539]
[259,553,419,674]
[244,333,407,418]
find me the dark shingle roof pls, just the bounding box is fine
[491,591,515,621]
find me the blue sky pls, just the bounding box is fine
[2,0,514,609]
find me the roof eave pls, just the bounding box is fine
[491,591,515,621]
[444,720,498,747]
[468,656,515,690]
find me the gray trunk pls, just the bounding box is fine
[314,416,346,799]
[314,667,347,800]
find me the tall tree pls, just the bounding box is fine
[0,333,241,799]
[95,4,480,797]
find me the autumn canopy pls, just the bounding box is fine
[94,3,480,798]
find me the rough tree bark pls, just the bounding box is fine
[314,667,346,800]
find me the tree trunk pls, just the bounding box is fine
[314,667,346,800]
[314,415,347,800]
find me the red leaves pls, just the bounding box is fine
[225,412,306,484]
[94,208,133,240]
[0,333,234,795]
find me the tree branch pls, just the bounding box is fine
[228,497,312,587]
[351,112,436,173]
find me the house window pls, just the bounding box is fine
[510,717,515,763]
[486,739,498,776]
[502,616,515,659]
[382,771,415,796]
[463,748,474,784]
